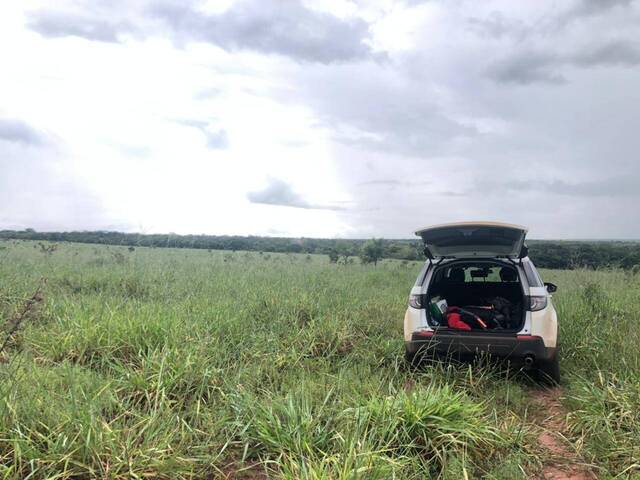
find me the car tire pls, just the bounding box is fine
[405,347,420,368]
[537,352,561,386]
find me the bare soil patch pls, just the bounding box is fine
[530,387,595,480]
[219,461,270,479]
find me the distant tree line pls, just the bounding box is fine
[527,240,640,270]
[2,229,640,270]
[0,229,422,261]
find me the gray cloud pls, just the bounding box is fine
[26,10,130,42]
[469,1,635,44]
[286,62,476,158]
[487,51,566,85]
[489,176,640,197]
[546,178,639,196]
[150,0,373,63]
[467,12,529,40]
[470,1,640,86]
[572,40,640,67]
[27,0,373,63]
[0,119,45,146]
[247,178,310,208]
[247,178,343,210]
[488,40,640,85]
[562,0,634,22]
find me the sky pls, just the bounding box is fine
[1,0,640,239]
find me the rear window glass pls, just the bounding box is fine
[435,264,519,283]
[418,226,524,257]
[523,261,543,287]
[422,227,521,247]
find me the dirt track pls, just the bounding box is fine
[531,387,595,480]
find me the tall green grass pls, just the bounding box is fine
[546,269,640,476]
[0,240,637,478]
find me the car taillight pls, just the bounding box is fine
[408,294,423,309]
[528,295,548,311]
[517,335,541,341]
[415,330,434,337]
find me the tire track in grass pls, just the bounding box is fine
[531,387,595,480]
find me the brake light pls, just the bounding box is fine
[528,295,548,311]
[408,294,423,309]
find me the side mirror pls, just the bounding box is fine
[423,246,434,259]
[519,244,529,258]
[545,282,557,293]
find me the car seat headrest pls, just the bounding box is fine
[449,267,465,282]
[499,267,517,282]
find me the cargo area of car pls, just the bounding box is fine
[426,261,525,332]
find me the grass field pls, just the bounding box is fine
[0,240,639,479]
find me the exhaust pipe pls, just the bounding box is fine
[524,354,535,368]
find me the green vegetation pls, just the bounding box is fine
[360,238,385,266]
[0,240,639,478]
[3,229,640,270]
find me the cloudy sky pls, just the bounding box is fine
[1,0,639,239]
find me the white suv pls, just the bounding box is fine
[403,222,560,383]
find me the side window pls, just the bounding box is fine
[414,261,431,286]
[523,261,543,287]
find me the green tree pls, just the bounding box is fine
[336,241,353,264]
[360,238,385,266]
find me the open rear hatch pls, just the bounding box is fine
[425,261,526,332]
[416,222,528,259]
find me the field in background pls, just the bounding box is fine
[0,241,639,478]
[4,229,640,270]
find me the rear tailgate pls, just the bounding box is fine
[415,222,527,259]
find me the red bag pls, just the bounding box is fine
[447,306,487,330]
[446,312,471,330]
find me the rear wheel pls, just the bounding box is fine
[405,347,417,365]
[537,352,560,385]
[406,347,430,369]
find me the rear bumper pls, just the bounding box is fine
[406,331,555,364]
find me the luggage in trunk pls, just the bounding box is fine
[426,263,525,332]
